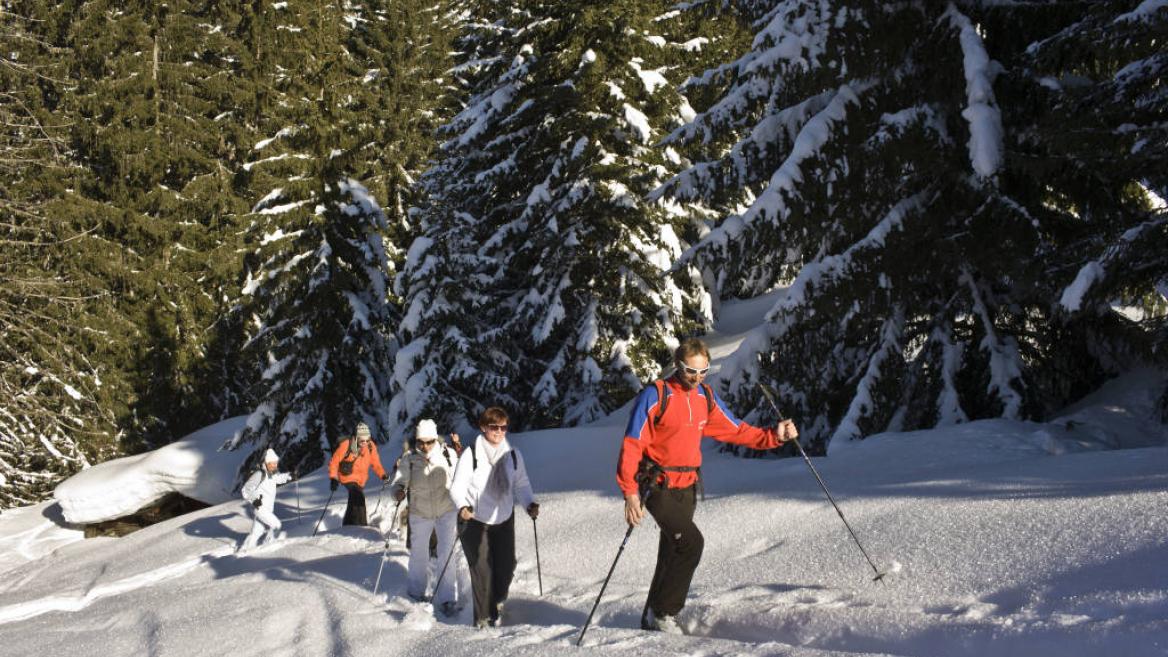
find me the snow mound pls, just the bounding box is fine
[54,417,249,524]
[829,369,1168,458]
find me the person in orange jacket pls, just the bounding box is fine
[328,422,388,526]
[617,337,799,634]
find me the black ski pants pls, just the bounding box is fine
[342,483,368,526]
[460,514,516,624]
[645,484,703,617]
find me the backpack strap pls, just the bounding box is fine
[652,379,670,426]
[652,380,716,426]
[470,443,518,470]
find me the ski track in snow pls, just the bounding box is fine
[0,544,236,624]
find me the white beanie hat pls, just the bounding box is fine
[355,422,372,439]
[415,419,439,441]
[264,448,279,463]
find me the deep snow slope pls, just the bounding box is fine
[0,293,1164,657]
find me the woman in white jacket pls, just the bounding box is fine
[449,407,539,629]
[391,419,462,614]
[240,448,292,551]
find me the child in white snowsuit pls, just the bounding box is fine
[391,419,462,615]
[240,448,292,550]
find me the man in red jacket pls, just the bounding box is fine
[617,338,799,634]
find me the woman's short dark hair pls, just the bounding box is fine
[478,406,509,427]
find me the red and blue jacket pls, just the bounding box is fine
[616,375,779,496]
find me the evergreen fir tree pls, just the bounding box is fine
[228,0,405,475]
[388,0,529,438]
[59,0,257,450]
[0,3,119,505]
[1025,2,1168,418]
[659,1,1167,450]
[397,0,710,431]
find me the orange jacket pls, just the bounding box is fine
[616,375,778,496]
[329,438,387,487]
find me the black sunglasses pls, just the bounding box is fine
[485,424,509,432]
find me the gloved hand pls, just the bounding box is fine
[329,478,339,492]
[393,488,406,502]
[252,497,262,508]
[527,502,540,519]
[381,473,389,481]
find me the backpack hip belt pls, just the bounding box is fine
[636,457,704,501]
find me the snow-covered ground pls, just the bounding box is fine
[1,295,1166,657]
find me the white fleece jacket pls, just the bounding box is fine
[449,435,535,525]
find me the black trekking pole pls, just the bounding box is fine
[576,496,647,646]
[311,487,337,537]
[532,516,543,596]
[371,478,387,517]
[374,460,398,519]
[372,529,392,596]
[388,493,405,537]
[294,476,301,524]
[758,383,887,582]
[432,520,469,599]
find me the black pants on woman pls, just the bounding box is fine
[342,483,368,526]
[460,513,516,624]
[644,484,703,618]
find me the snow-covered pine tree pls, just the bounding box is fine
[399,0,710,431]
[1026,2,1168,418]
[0,3,118,506]
[389,197,521,440]
[228,0,399,476]
[128,0,260,446]
[389,0,532,438]
[358,0,458,239]
[53,0,260,451]
[659,1,1167,450]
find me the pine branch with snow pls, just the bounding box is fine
[668,1,1168,449]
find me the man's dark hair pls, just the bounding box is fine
[674,337,710,363]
